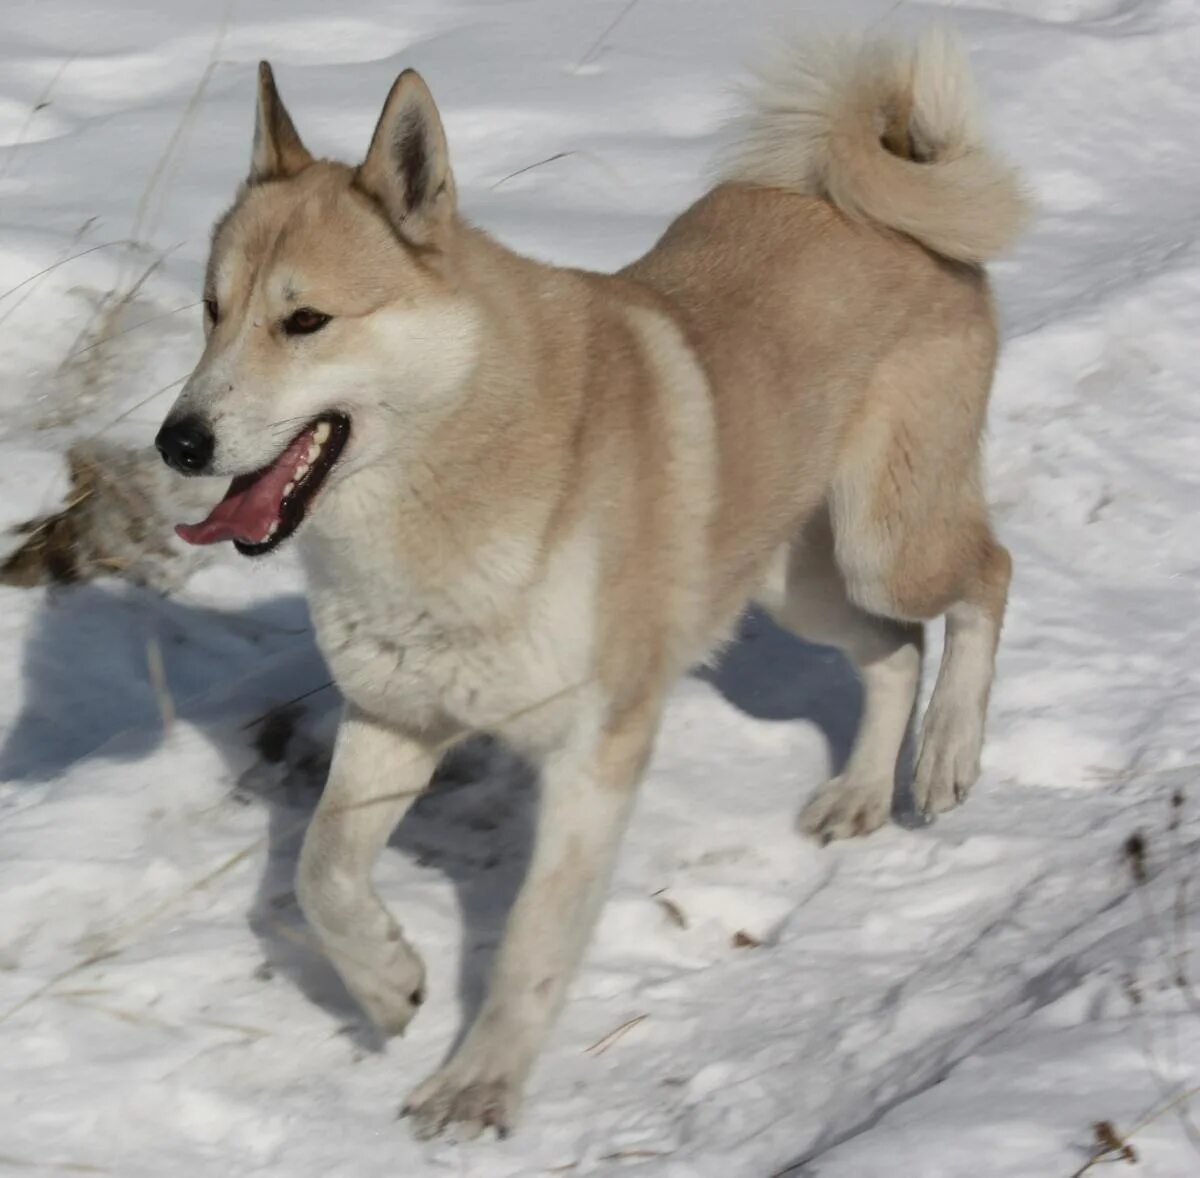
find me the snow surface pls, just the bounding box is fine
[2,0,1199,1174]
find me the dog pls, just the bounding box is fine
[153,28,1027,1139]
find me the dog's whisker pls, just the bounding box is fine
[261,414,323,433]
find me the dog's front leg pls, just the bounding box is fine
[404,703,658,1140]
[296,704,437,1036]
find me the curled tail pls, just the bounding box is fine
[721,28,1030,264]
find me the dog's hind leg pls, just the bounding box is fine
[762,507,923,841]
[296,705,437,1036]
[404,700,659,1141]
[828,351,1012,824]
[911,536,1011,814]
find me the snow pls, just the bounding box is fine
[2,0,1199,1174]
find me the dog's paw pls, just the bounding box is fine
[353,959,426,1039]
[359,978,425,1038]
[913,708,982,816]
[403,1056,525,1141]
[798,775,892,843]
[323,932,426,1038]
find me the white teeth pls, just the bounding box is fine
[313,421,331,444]
[266,522,279,539]
[306,441,321,464]
[295,462,310,481]
[283,480,296,498]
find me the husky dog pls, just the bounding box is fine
[154,30,1026,1138]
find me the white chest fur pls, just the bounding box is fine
[301,493,600,752]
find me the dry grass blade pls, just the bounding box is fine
[1093,759,1200,787]
[0,240,133,307]
[0,52,79,182]
[586,1014,648,1056]
[0,947,121,1028]
[0,836,262,1026]
[0,1154,109,1174]
[130,19,217,239]
[60,244,182,378]
[490,151,574,190]
[129,0,235,249]
[654,892,688,930]
[576,0,642,68]
[327,680,584,820]
[0,490,92,587]
[56,990,272,1041]
[599,1150,670,1162]
[57,994,181,1033]
[62,300,202,363]
[1168,790,1193,997]
[240,681,336,730]
[196,1017,272,1039]
[88,374,188,438]
[145,636,175,732]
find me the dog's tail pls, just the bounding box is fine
[721,28,1030,264]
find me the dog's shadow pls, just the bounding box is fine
[1,584,862,1049]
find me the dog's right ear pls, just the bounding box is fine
[355,69,456,247]
[249,62,313,184]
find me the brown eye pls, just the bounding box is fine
[204,297,219,324]
[283,307,332,336]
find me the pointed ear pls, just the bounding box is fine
[250,61,313,184]
[356,70,456,246]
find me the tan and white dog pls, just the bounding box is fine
[155,29,1026,1138]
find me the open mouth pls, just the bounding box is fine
[175,414,350,556]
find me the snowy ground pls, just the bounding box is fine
[2,0,1199,1174]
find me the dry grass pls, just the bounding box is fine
[0,239,134,319]
[0,52,79,184]
[575,0,643,70]
[585,1013,648,1056]
[0,24,229,586]
[1070,789,1199,1174]
[0,677,586,1028]
[0,1153,109,1174]
[1070,1090,1200,1176]
[653,890,689,930]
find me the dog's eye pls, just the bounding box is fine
[203,297,219,324]
[283,308,332,336]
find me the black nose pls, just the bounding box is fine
[155,415,214,474]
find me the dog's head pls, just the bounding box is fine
[156,63,480,556]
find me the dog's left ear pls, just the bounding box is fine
[356,70,456,247]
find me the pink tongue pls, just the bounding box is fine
[176,427,315,546]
